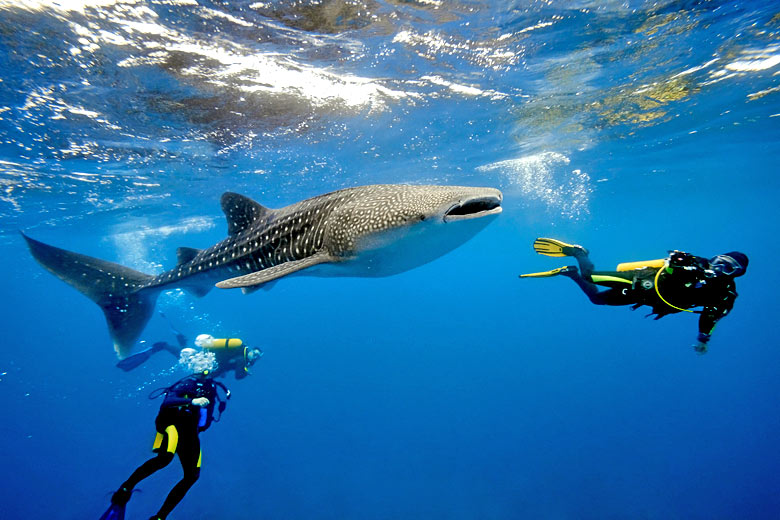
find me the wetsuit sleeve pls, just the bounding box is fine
[161,394,193,408]
[208,382,219,402]
[160,379,198,408]
[697,281,737,343]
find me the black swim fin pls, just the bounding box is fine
[116,341,174,371]
[100,486,134,520]
[99,503,126,520]
[116,346,156,371]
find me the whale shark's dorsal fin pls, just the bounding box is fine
[221,192,273,236]
[177,247,202,266]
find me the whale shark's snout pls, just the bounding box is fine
[443,190,503,223]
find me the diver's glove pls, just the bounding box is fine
[192,397,210,407]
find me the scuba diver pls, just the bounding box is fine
[118,326,263,380]
[519,238,748,353]
[99,353,231,520]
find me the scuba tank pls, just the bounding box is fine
[195,334,243,350]
[195,334,255,376]
[616,258,665,271]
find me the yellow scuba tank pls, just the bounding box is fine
[195,334,243,351]
[616,258,666,271]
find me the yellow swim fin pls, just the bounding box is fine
[519,266,577,278]
[532,237,588,257]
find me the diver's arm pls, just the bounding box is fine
[694,285,737,352]
[694,314,719,354]
[162,391,209,408]
[160,395,194,407]
[697,303,734,338]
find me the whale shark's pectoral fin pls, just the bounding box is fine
[241,280,278,295]
[215,253,335,289]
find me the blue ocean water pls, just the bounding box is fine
[2,1,780,518]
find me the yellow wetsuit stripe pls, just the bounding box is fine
[590,274,631,284]
[197,449,202,468]
[153,432,163,450]
[165,425,179,453]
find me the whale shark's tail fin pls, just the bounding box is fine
[22,233,159,358]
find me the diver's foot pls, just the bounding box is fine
[111,486,132,506]
[558,265,579,278]
[533,237,589,258]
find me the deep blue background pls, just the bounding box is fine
[1,1,780,519]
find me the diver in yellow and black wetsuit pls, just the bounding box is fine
[100,359,230,520]
[519,238,748,354]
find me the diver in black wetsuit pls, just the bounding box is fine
[520,238,748,354]
[103,370,230,520]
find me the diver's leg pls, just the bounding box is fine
[158,342,181,358]
[561,268,636,307]
[119,452,174,489]
[555,248,601,302]
[561,267,603,303]
[118,426,178,495]
[530,238,625,305]
[153,433,201,519]
[570,250,595,277]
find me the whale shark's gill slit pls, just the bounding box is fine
[446,198,501,217]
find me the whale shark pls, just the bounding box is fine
[23,184,502,357]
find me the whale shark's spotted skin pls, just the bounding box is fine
[24,184,502,356]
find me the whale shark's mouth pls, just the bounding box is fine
[443,196,503,222]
